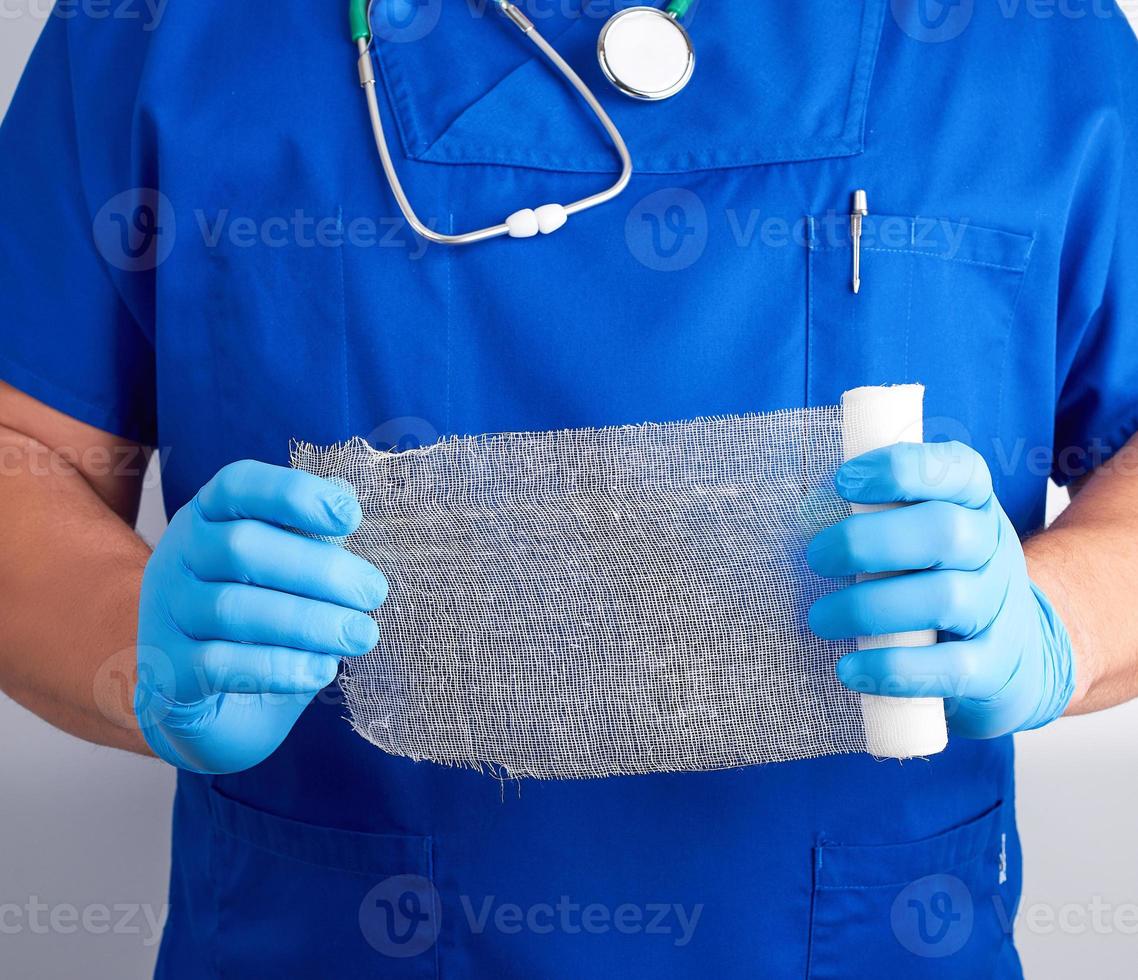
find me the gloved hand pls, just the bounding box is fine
[134,460,386,773]
[807,441,1076,739]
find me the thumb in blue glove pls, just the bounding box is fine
[807,441,1076,739]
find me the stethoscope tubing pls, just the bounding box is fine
[354,2,632,246]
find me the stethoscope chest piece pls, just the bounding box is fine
[597,6,695,101]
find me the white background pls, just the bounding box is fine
[2,6,1137,977]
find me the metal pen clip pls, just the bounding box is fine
[850,189,868,294]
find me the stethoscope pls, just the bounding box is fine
[350,0,696,246]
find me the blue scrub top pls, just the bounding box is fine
[3,1,1138,976]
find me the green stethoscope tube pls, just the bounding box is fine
[350,0,370,42]
[664,0,695,19]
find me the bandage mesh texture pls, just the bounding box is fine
[292,406,867,778]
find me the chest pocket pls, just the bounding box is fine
[369,0,887,174]
[806,213,1034,462]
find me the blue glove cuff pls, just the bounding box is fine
[1022,582,1077,731]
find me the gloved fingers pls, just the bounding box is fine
[184,517,387,612]
[195,460,363,536]
[809,568,1003,640]
[835,638,1004,700]
[169,580,380,656]
[195,642,341,695]
[835,441,993,509]
[807,499,997,577]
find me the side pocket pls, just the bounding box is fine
[807,802,1021,979]
[207,788,438,979]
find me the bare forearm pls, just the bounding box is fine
[1025,434,1138,715]
[0,427,152,753]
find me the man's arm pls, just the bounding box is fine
[1027,433,1138,715]
[0,380,152,753]
[0,380,388,774]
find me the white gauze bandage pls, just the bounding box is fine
[291,384,946,778]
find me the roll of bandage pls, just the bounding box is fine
[840,384,949,759]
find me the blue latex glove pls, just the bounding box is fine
[134,460,386,774]
[807,441,1076,739]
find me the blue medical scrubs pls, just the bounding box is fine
[3,1,1138,975]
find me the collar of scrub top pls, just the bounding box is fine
[350,0,633,245]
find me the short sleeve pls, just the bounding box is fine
[0,13,157,445]
[1053,7,1138,484]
